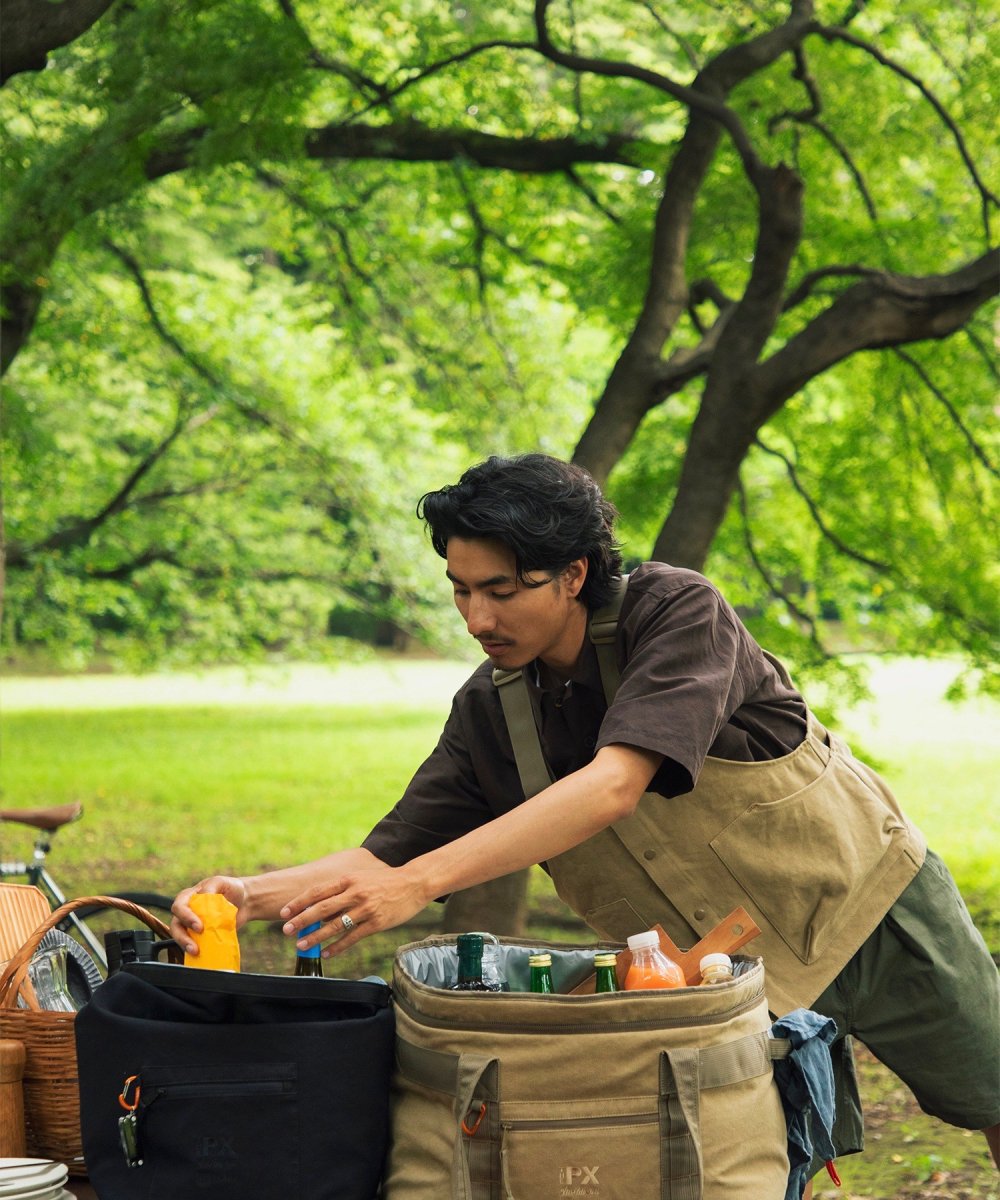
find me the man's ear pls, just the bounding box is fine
[563,557,588,599]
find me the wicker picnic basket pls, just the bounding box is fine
[0,895,171,1175]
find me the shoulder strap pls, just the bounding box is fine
[588,573,629,704]
[492,574,630,799]
[492,668,553,799]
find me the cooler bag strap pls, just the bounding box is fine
[699,1029,783,1087]
[660,1047,703,1200]
[396,1037,460,1094]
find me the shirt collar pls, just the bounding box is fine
[527,639,604,699]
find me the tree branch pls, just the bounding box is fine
[756,249,1000,406]
[646,310,733,402]
[344,39,539,124]
[810,22,998,238]
[562,166,622,225]
[707,162,805,370]
[6,404,216,567]
[103,240,217,388]
[104,238,349,457]
[275,0,388,101]
[768,43,821,130]
[87,548,183,581]
[892,348,998,479]
[753,436,892,570]
[138,120,642,185]
[804,118,877,221]
[735,476,827,649]
[573,2,817,480]
[638,1,700,72]
[533,0,767,182]
[782,264,879,310]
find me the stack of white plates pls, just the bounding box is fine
[0,1159,72,1200]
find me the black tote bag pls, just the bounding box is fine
[75,962,394,1200]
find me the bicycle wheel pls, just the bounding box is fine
[71,891,175,923]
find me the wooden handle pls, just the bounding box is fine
[567,907,762,993]
[648,908,761,986]
[0,895,171,1010]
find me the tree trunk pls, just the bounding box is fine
[1,0,115,83]
[441,869,529,936]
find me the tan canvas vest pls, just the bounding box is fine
[493,577,927,1015]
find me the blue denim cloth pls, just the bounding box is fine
[771,1008,839,1200]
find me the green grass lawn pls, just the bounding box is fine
[2,652,996,945]
[1,653,997,1198]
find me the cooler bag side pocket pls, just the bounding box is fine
[660,1047,703,1200]
[455,1053,501,1200]
[389,1038,500,1200]
[693,1032,790,1200]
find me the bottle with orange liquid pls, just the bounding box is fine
[183,893,241,972]
[623,930,684,990]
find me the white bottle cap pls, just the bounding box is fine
[700,953,733,971]
[627,931,660,951]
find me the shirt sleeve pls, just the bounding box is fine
[361,696,495,867]
[595,569,752,792]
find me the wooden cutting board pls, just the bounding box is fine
[566,907,761,993]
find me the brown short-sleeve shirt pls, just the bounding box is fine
[362,562,807,866]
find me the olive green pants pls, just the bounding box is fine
[808,849,1000,1172]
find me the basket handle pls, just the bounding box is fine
[0,895,172,1010]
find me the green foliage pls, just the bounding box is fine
[1,0,997,686]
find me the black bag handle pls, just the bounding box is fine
[123,960,391,1008]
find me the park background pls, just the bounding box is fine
[1,1,997,1197]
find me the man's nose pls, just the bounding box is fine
[465,594,497,636]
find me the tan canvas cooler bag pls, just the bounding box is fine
[384,935,791,1200]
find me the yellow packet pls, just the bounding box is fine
[184,893,241,971]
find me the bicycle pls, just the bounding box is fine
[0,800,175,996]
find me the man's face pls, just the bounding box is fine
[446,537,588,673]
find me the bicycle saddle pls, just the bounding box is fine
[0,801,83,831]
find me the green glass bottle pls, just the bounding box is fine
[451,933,501,991]
[528,951,555,994]
[594,951,618,993]
[294,921,323,978]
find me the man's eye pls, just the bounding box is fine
[492,591,516,600]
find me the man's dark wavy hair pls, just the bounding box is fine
[417,454,623,610]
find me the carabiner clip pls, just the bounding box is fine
[118,1074,141,1113]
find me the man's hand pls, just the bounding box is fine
[280,864,429,957]
[170,876,248,955]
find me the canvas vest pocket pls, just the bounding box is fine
[710,748,905,964]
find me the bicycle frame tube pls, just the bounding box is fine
[28,863,109,969]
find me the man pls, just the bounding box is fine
[172,453,999,1180]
